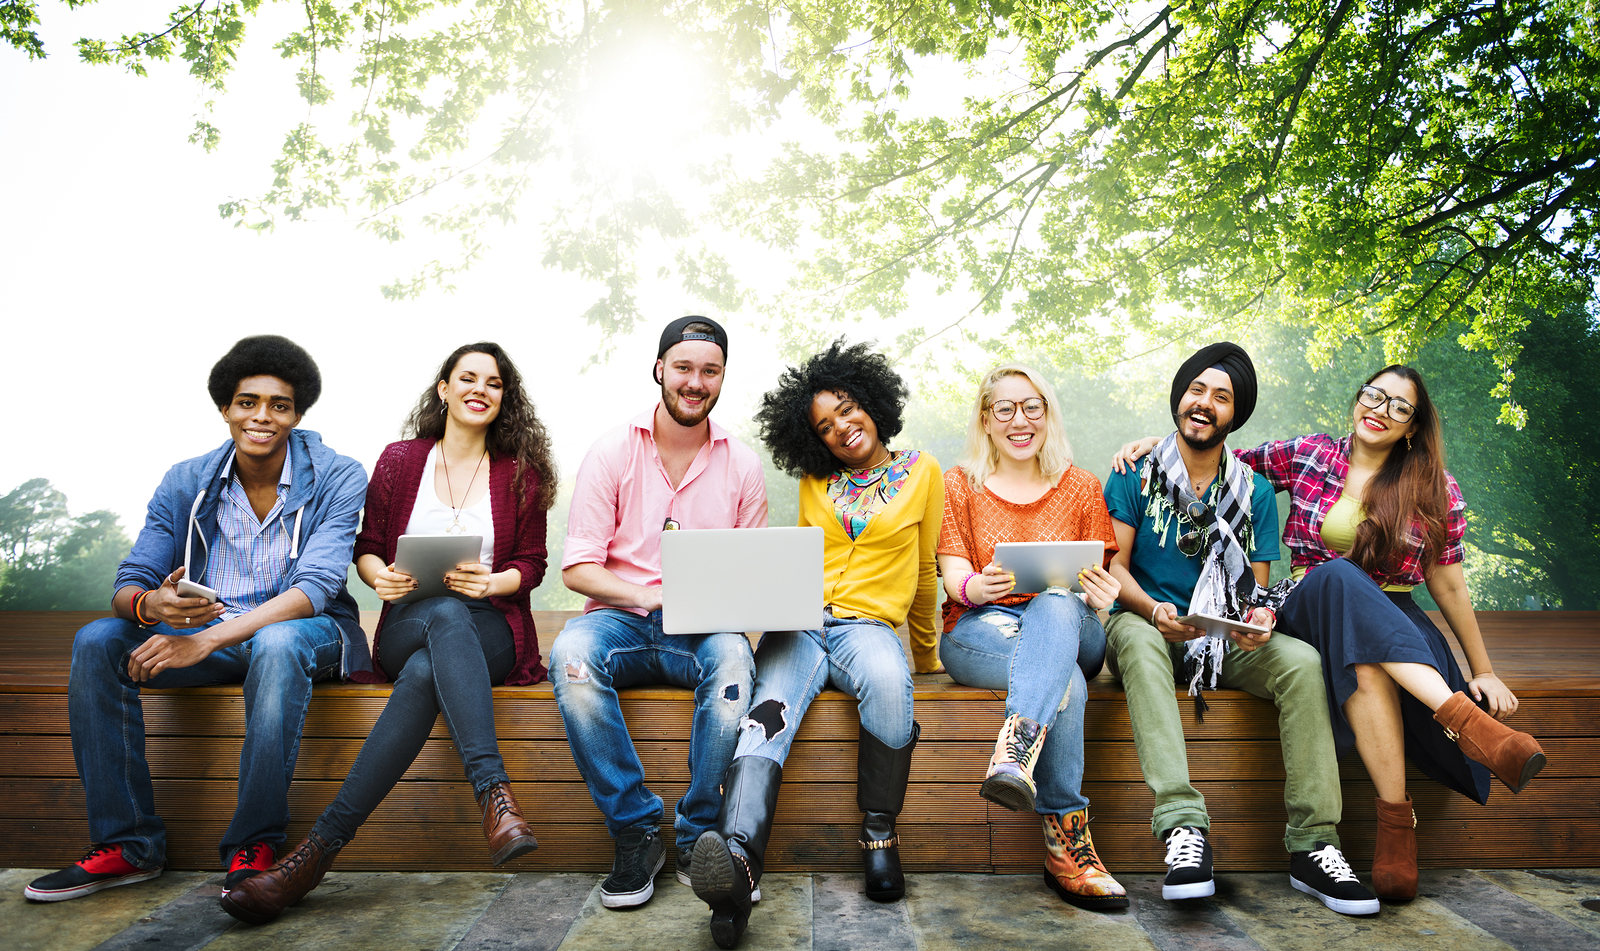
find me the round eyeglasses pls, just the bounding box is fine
[988,398,1048,422]
[1356,384,1415,423]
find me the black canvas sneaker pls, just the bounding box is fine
[1161,826,1215,899]
[600,827,665,908]
[1291,843,1381,915]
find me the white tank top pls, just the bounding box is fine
[405,443,495,568]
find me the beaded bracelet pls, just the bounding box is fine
[958,571,980,608]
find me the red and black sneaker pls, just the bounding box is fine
[24,844,161,902]
[224,841,276,892]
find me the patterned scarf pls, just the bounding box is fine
[1142,434,1294,714]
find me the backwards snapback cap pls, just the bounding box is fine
[653,315,729,381]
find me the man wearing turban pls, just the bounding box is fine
[1100,342,1379,916]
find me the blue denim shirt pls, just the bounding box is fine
[115,429,371,677]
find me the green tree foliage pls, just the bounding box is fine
[11,0,1594,379]
[0,481,132,610]
[744,0,1599,377]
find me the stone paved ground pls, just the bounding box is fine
[6,867,1600,951]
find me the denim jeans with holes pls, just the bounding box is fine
[940,590,1106,815]
[731,612,916,767]
[549,609,754,851]
[68,614,344,869]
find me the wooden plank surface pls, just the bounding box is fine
[3,609,1596,873]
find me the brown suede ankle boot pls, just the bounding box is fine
[219,832,341,925]
[1433,691,1546,792]
[1371,796,1417,901]
[478,782,538,866]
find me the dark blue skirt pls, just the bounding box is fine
[1277,557,1493,804]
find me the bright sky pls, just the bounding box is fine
[0,3,802,534]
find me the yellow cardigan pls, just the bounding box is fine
[798,451,944,672]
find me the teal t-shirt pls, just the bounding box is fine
[1103,464,1280,615]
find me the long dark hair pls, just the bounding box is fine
[402,342,558,511]
[1347,365,1448,577]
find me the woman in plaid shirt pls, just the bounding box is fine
[1116,365,1545,903]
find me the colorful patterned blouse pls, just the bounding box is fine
[828,450,922,540]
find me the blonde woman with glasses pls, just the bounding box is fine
[935,364,1127,910]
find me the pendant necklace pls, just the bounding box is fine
[442,443,488,534]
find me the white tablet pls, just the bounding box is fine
[392,534,485,604]
[1176,612,1273,637]
[991,541,1105,594]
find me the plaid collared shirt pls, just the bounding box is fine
[1234,433,1465,588]
[208,445,295,619]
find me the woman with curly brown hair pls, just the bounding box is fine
[223,342,558,925]
[690,339,942,949]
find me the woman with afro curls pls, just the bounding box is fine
[689,340,943,949]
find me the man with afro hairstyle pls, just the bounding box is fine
[25,335,370,905]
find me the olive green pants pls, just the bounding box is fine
[1104,610,1344,853]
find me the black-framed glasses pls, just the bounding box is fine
[988,398,1048,422]
[1176,499,1214,556]
[1356,384,1416,423]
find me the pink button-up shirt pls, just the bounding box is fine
[562,405,769,615]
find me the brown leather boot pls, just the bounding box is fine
[1371,796,1417,901]
[478,781,538,865]
[1433,691,1546,792]
[219,832,341,925]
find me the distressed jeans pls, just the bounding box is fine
[733,613,915,765]
[1104,610,1344,852]
[941,590,1106,815]
[549,609,754,850]
[68,614,344,869]
[313,597,516,844]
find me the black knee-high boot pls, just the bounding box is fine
[692,755,782,950]
[858,721,919,902]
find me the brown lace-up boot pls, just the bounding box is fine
[1042,810,1128,910]
[478,781,538,865]
[1371,795,1418,901]
[219,832,341,925]
[1433,692,1546,792]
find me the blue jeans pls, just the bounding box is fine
[940,592,1106,815]
[313,598,516,844]
[549,609,754,850]
[68,614,344,869]
[733,613,915,766]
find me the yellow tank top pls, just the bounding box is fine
[1291,494,1413,592]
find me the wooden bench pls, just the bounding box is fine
[2,610,1596,875]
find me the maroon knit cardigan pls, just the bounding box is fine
[349,438,549,685]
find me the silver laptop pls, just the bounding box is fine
[660,527,824,635]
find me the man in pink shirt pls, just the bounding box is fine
[552,316,768,910]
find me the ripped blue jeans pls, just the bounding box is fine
[940,591,1106,815]
[732,613,915,766]
[550,609,754,850]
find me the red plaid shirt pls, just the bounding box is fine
[1233,433,1465,588]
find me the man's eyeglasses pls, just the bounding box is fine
[989,398,1048,422]
[1177,499,1214,556]
[1356,384,1416,423]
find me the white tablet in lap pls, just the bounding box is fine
[991,541,1106,594]
[1176,612,1272,637]
[392,534,485,604]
